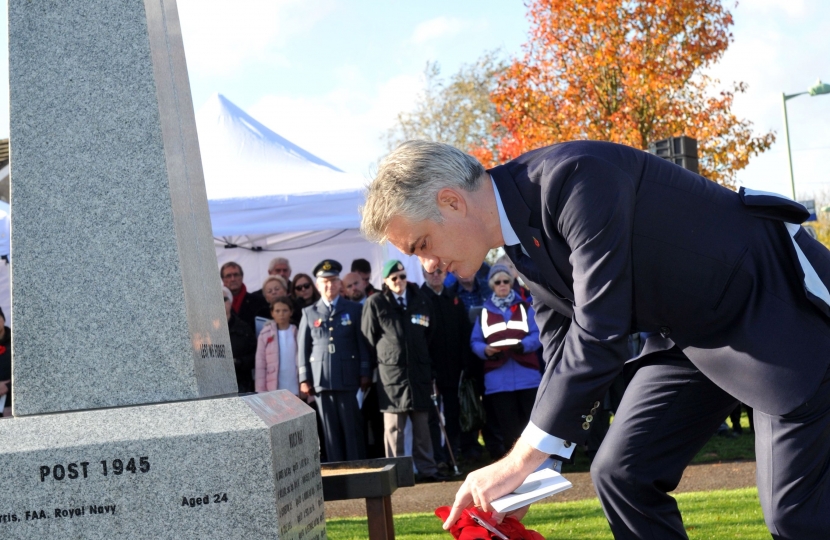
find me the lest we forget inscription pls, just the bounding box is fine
[0,0,326,537]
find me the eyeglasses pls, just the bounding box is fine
[223,272,241,279]
[493,279,511,286]
[223,297,231,302]
[389,274,407,282]
[426,268,443,275]
[294,282,312,291]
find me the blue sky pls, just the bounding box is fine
[0,0,827,198]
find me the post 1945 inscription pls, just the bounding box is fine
[39,456,151,482]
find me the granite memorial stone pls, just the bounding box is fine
[0,0,325,537]
[9,0,237,415]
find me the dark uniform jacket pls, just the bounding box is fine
[227,313,256,393]
[421,284,472,391]
[298,297,370,393]
[362,283,434,412]
[493,140,830,445]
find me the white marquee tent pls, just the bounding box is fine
[197,93,421,291]
[0,96,419,325]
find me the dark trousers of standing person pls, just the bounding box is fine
[307,399,327,463]
[317,390,366,462]
[428,384,461,465]
[361,374,386,459]
[591,347,830,540]
[384,410,438,477]
[729,402,754,433]
[486,388,537,453]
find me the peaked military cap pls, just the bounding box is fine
[313,259,342,278]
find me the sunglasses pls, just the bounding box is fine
[493,279,511,286]
[294,282,312,291]
[389,273,407,282]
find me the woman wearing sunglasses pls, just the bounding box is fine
[470,264,542,451]
[290,273,320,326]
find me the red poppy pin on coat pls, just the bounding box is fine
[533,237,541,248]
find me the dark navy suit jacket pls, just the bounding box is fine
[492,141,830,445]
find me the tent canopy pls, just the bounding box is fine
[196,94,421,289]
[198,93,368,240]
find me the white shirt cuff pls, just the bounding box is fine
[521,421,576,459]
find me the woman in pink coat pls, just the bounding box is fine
[255,296,300,395]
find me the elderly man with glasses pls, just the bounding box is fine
[361,260,447,482]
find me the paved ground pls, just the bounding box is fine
[324,460,757,518]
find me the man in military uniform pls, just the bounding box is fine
[298,259,371,462]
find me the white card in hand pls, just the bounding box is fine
[490,468,572,514]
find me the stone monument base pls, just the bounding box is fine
[0,391,326,539]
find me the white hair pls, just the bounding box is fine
[262,274,287,290]
[268,257,291,273]
[360,140,486,243]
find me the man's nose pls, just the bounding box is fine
[419,256,439,272]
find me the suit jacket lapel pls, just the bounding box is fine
[490,166,575,308]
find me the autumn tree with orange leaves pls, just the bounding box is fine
[472,0,774,188]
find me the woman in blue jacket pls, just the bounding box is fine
[470,264,542,450]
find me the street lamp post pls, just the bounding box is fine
[782,79,830,199]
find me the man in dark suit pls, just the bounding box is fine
[360,140,830,540]
[298,259,372,462]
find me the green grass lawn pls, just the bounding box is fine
[326,487,768,539]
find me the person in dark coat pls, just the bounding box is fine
[223,286,257,393]
[361,260,444,481]
[363,139,830,538]
[421,265,472,467]
[0,307,11,417]
[221,261,267,333]
[298,259,371,462]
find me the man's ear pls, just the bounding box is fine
[436,188,467,217]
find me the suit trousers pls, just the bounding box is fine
[384,410,438,476]
[591,348,830,540]
[317,390,366,462]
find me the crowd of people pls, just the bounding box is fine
[219,254,554,481]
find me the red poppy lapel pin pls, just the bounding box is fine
[533,236,541,248]
[313,319,322,328]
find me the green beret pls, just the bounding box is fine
[382,259,405,278]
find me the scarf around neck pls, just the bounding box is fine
[231,283,247,314]
[491,289,516,311]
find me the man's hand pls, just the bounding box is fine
[443,439,548,530]
[300,381,315,396]
[360,376,371,392]
[0,379,8,395]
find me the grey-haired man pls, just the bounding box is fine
[361,139,830,540]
